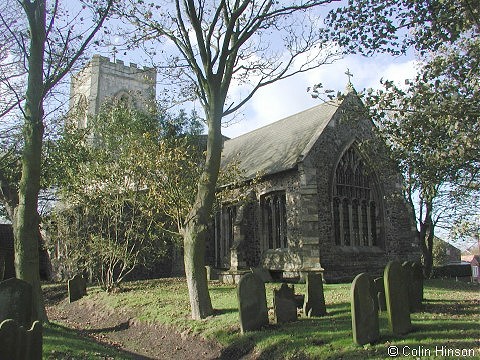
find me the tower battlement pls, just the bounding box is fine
[69,54,157,128]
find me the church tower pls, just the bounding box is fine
[69,55,157,128]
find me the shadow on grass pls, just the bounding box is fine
[423,299,479,316]
[218,294,479,360]
[44,322,153,360]
[82,319,131,334]
[424,279,479,291]
[213,308,237,316]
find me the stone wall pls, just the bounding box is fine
[208,98,420,281]
[301,99,420,282]
[69,55,157,126]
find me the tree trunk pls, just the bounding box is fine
[418,203,435,278]
[183,106,223,319]
[14,0,48,323]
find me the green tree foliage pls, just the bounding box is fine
[325,0,479,276]
[121,0,342,320]
[0,0,114,322]
[48,103,203,290]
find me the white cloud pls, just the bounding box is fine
[223,53,418,138]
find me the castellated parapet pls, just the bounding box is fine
[69,55,157,128]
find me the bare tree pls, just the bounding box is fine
[0,0,114,322]
[122,0,342,319]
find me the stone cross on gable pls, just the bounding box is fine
[345,68,354,84]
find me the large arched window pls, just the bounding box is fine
[332,146,380,247]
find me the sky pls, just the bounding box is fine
[221,53,418,139]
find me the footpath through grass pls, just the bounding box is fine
[45,278,479,359]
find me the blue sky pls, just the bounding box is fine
[222,53,417,138]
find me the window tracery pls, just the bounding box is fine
[332,147,380,247]
[261,192,287,250]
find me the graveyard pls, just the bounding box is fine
[38,276,479,360]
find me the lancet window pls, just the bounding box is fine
[261,192,287,250]
[214,204,236,267]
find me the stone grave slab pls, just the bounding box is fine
[252,267,273,283]
[0,319,42,360]
[237,272,268,333]
[273,283,297,323]
[411,262,424,312]
[384,261,412,335]
[0,278,33,328]
[68,274,87,303]
[373,277,387,312]
[303,272,327,317]
[351,273,379,345]
[402,261,415,312]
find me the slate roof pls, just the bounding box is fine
[221,98,343,180]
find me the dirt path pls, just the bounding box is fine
[44,285,227,360]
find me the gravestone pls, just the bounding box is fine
[384,261,412,335]
[252,267,273,283]
[0,255,5,281]
[273,283,297,323]
[411,262,424,312]
[351,273,379,345]
[0,278,33,328]
[303,272,327,317]
[402,261,416,312]
[373,277,387,312]
[0,319,42,360]
[205,266,219,280]
[237,272,268,333]
[68,274,87,303]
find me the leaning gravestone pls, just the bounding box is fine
[0,319,42,360]
[273,283,297,324]
[0,278,33,328]
[237,272,268,333]
[373,277,387,312]
[384,261,412,335]
[68,274,87,303]
[351,273,379,346]
[411,262,424,311]
[303,272,327,317]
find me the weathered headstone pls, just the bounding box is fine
[0,255,5,281]
[411,262,424,312]
[237,272,268,333]
[68,274,87,303]
[351,273,379,345]
[205,266,219,280]
[303,272,327,317]
[0,319,42,360]
[273,283,297,323]
[251,267,273,283]
[384,261,412,335]
[373,277,387,312]
[0,278,33,328]
[402,261,415,312]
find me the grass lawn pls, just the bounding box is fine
[46,278,479,359]
[43,322,136,359]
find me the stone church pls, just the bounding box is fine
[69,55,156,126]
[208,87,421,282]
[68,56,420,282]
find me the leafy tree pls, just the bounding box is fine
[325,0,479,276]
[0,0,114,321]
[121,0,343,320]
[49,103,203,290]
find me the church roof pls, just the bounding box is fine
[221,98,344,180]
